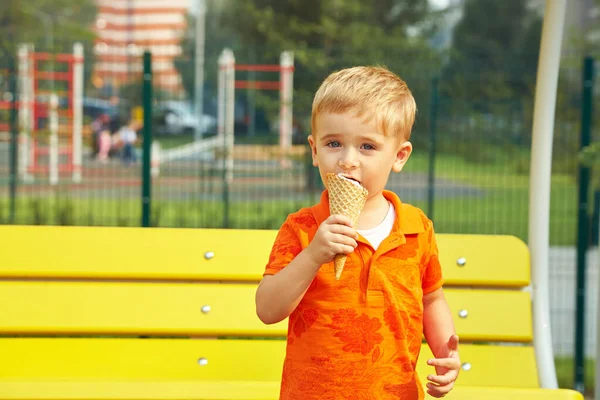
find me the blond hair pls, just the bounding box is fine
[311,66,417,139]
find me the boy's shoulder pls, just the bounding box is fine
[395,200,434,233]
[283,206,319,232]
[399,202,430,221]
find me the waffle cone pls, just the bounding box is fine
[326,173,368,280]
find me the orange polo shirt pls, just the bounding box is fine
[264,190,443,400]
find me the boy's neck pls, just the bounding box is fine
[357,193,390,230]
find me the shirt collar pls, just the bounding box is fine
[310,190,424,235]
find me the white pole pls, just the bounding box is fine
[223,49,235,184]
[194,0,206,141]
[528,0,567,389]
[28,43,35,151]
[17,44,32,183]
[72,43,84,183]
[279,51,294,155]
[217,49,226,140]
[151,140,161,178]
[28,44,36,181]
[48,93,59,185]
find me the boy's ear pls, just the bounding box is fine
[308,135,318,167]
[392,141,412,173]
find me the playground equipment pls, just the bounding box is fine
[217,48,295,178]
[151,49,294,180]
[0,68,14,139]
[17,43,84,184]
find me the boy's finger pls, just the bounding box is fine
[427,373,454,386]
[332,233,358,249]
[448,334,460,350]
[327,214,354,227]
[426,382,453,397]
[427,357,460,369]
[335,243,357,255]
[329,224,358,239]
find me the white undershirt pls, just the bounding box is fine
[357,202,395,250]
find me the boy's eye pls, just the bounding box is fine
[326,141,341,148]
[362,143,376,150]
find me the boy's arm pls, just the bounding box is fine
[256,214,357,325]
[422,288,461,398]
[423,288,456,357]
[255,249,322,325]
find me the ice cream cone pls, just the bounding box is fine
[326,173,368,280]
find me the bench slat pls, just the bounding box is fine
[0,226,277,282]
[0,226,529,287]
[437,234,530,287]
[0,382,583,400]
[0,281,286,337]
[0,338,538,388]
[0,282,531,342]
[445,289,532,342]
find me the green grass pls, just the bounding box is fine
[0,182,577,245]
[403,150,578,245]
[555,357,595,394]
[0,146,580,244]
[0,197,313,230]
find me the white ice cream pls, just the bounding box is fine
[338,173,363,188]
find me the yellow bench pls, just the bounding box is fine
[0,225,582,400]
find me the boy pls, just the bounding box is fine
[256,66,460,399]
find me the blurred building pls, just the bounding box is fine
[93,0,191,95]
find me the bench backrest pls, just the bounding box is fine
[0,225,536,389]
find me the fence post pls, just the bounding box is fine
[279,51,294,159]
[218,48,235,228]
[9,54,18,223]
[194,0,206,142]
[141,51,153,228]
[72,43,84,183]
[17,44,32,183]
[574,55,594,394]
[48,93,59,185]
[427,77,439,220]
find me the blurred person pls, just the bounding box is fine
[118,119,140,166]
[91,114,111,158]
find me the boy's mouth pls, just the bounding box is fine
[338,173,361,185]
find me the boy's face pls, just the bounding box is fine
[308,111,412,200]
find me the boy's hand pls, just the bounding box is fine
[426,334,460,398]
[306,214,358,266]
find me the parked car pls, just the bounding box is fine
[82,97,131,134]
[83,98,120,121]
[153,101,217,136]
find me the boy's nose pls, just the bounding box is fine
[338,149,359,170]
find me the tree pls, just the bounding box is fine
[221,0,442,119]
[0,0,97,103]
[440,0,542,105]
[175,0,443,134]
[0,0,96,58]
